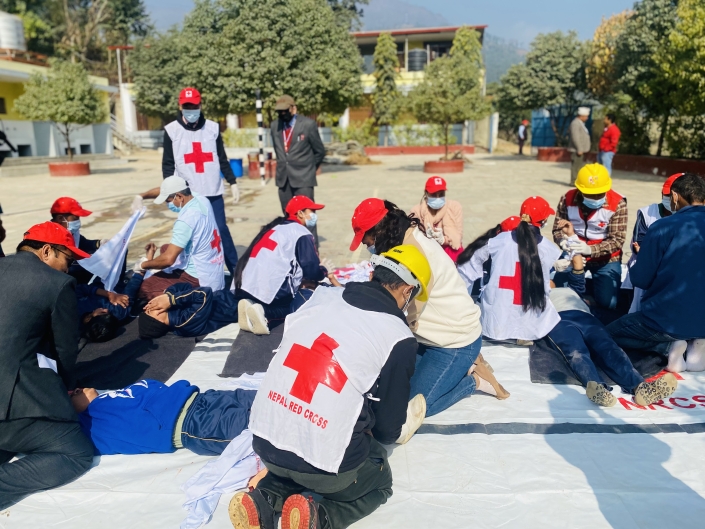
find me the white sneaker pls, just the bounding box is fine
[686,339,705,372]
[396,394,426,445]
[667,340,688,373]
[237,299,254,332]
[245,303,270,335]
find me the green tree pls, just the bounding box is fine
[586,11,632,101]
[131,29,188,122]
[613,0,679,156]
[179,0,362,121]
[410,26,490,157]
[327,0,368,30]
[14,60,107,160]
[371,32,400,146]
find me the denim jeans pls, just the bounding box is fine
[409,335,482,417]
[0,418,94,509]
[598,151,615,176]
[207,195,239,277]
[607,312,678,356]
[547,310,643,393]
[554,261,622,310]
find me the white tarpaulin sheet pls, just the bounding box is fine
[3,333,705,528]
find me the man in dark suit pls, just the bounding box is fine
[0,222,95,509]
[271,95,326,244]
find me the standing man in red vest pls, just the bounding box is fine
[552,164,627,310]
[146,88,240,279]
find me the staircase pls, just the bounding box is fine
[110,115,141,155]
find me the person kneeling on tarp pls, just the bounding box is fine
[137,176,225,301]
[234,195,328,336]
[71,379,256,456]
[229,245,430,529]
[548,254,677,407]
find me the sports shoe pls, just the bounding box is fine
[634,373,678,406]
[586,381,617,407]
[666,340,687,373]
[246,303,270,335]
[396,394,426,444]
[686,339,705,372]
[229,489,276,529]
[238,299,254,332]
[471,358,510,399]
[281,494,319,529]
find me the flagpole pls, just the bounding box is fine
[255,89,266,186]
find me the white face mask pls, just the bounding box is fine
[662,196,672,212]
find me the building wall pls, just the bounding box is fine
[0,80,25,120]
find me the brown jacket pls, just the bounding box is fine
[410,198,464,250]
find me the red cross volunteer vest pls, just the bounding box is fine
[480,232,561,341]
[177,195,224,291]
[240,222,313,304]
[164,119,223,197]
[565,189,624,263]
[624,203,663,310]
[250,287,412,473]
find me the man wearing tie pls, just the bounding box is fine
[271,95,326,245]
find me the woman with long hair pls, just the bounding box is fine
[458,196,561,341]
[349,198,509,419]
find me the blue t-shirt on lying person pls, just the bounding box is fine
[79,379,198,455]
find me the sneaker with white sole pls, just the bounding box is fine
[238,299,254,332]
[586,381,617,407]
[396,394,426,444]
[246,303,270,335]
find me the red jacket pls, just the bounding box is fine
[598,124,621,153]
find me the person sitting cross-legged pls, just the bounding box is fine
[229,245,431,529]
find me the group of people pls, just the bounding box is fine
[1,87,704,529]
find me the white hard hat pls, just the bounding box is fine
[154,175,189,204]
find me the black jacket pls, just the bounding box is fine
[253,281,418,474]
[271,115,326,189]
[162,112,236,186]
[0,252,80,422]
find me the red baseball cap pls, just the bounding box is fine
[179,87,201,105]
[349,198,388,251]
[285,196,325,217]
[23,221,90,259]
[520,196,555,227]
[522,119,529,125]
[425,176,447,194]
[50,197,92,217]
[662,173,684,195]
[500,216,521,232]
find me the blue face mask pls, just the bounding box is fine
[167,201,182,213]
[305,212,318,228]
[67,219,81,233]
[367,245,376,255]
[182,109,201,123]
[582,197,606,210]
[662,196,672,212]
[427,197,446,209]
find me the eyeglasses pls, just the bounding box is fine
[53,247,76,267]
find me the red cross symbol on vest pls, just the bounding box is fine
[210,229,222,253]
[283,333,348,404]
[498,262,523,305]
[251,229,278,258]
[184,142,214,173]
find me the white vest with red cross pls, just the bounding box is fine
[177,195,224,291]
[240,222,313,304]
[480,231,561,341]
[623,202,663,309]
[249,287,412,473]
[164,119,223,197]
[564,188,625,263]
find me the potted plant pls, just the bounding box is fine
[410,27,490,173]
[14,60,107,176]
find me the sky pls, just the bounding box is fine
[143,0,637,44]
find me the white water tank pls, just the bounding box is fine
[0,11,26,51]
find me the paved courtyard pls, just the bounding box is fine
[1,151,668,266]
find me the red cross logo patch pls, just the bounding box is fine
[251,229,278,258]
[499,262,523,305]
[283,333,348,404]
[597,221,607,228]
[210,230,222,253]
[184,142,214,173]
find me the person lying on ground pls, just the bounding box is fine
[547,254,678,407]
[607,173,705,373]
[623,173,683,313]
[136,176,225,301]
[0,222,94,510]
[229,245,430,529]
[410,175,464,262]
[458,197,562,343]
[233,195,328,335]
[78,244,156,342]
[70,379,256,457]
[349,199,509,419]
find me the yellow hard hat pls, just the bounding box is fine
[575,163,612,194]
[372,244,431,302]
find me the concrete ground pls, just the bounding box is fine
[0,150,667,267]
